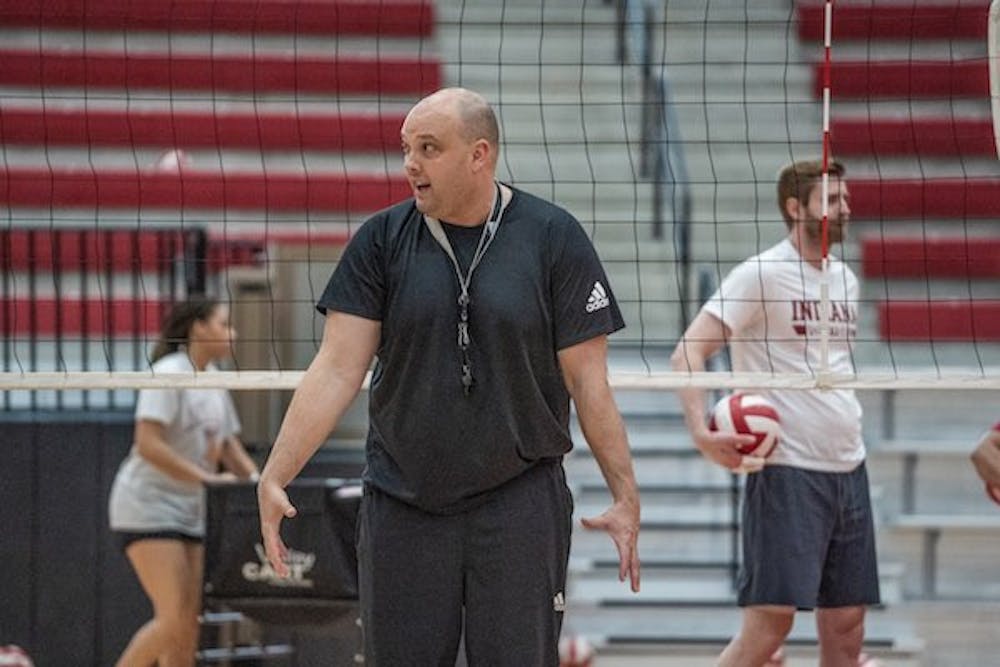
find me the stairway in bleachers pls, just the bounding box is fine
[433,0,672,343]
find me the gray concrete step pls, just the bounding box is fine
[567,560,906,607]
[562,601,922,650]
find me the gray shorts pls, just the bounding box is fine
[738,462,881,610]
[356,461,573,667]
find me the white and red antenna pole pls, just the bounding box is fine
[819,0,834,382]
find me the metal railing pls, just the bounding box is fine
[609,1,738,589]
[617,0,695,333]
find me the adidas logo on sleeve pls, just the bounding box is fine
[585,281,610,313]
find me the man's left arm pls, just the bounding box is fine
[559,335,640,592]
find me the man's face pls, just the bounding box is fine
[800,176,851,245]
[400,105,478,221]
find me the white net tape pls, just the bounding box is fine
[1,370,998,392]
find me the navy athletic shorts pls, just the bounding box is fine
[737,462,881,610]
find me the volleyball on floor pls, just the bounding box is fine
[0,645,34,667]
[709,392,781,458]
[558,634,594,667]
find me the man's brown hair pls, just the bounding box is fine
[777,159,845,229]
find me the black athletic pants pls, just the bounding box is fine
[357,461,574,666]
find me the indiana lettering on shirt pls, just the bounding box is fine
[790,299,858,338]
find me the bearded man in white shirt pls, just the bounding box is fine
[671,159,879,667]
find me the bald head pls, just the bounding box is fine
[409,88,500,159]
[400,88,501,222]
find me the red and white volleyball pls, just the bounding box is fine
[709,392,781,458]
[152,148,192,173]
[0,645,34,667]
[558,634,594,667]
[857,653,884,667]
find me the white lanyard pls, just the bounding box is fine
[423,182,510,393]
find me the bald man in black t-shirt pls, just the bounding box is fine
[258,88,640,666]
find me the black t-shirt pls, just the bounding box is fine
[317,187,624,513]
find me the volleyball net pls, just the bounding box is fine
[2,0,1000,415]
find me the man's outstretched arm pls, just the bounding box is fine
[258,311,380,576]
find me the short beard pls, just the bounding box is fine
[803,214,844,246]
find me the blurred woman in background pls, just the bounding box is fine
[109,297,258,667]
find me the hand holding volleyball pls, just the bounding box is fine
[706,392,781,473]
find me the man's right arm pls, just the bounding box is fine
[258,311,380,575]
[670,310,754,470]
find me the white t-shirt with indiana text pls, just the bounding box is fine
[702,238,864,471]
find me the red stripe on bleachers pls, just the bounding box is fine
[797,2,989,41]
[861,237,1000,278]
[814,61,989,99]
[0,0,434,37]
[879,300,1000,341]
[0,298,166,336]
[0,50,441,96]
[1,229,179,272]
[221,232,350,246]
[831,118,995,156]
[0,229,350,272]
[0,168,412,212]
[849,178,1000,219]
[0,108,405,151]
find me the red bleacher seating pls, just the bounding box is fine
[0,0,435,37]
[0,297,166,336]
[0,50,441,96]
[831,118,995,157]
[0,108,406,152]
[1,168,411,212]
[797,1,999,346]
[814,60,989,99]
[797,2,989,41]
[1,228,351,338]
[848,178,1000,219]
[1,229,181,272]
[1,1,431,363]
[880,301,1000,342]
[861,237,1000,279]
[0,229,352,273]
